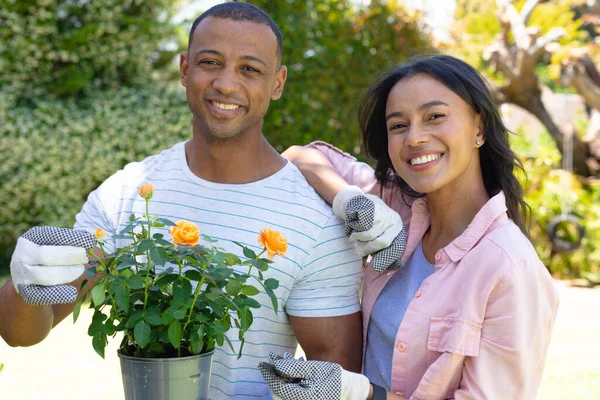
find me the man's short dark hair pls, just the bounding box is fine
[188,2,283,61]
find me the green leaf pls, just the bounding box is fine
[243,247,257,259]
[238,308,253,331]
[244,298,261,309]
[91,284,105,307]
[168,320,182,349]
[241,285,260,296]
[73,300,83,323]
[145,310,162,326]
[128,275,145,289]
[222,334,235,353]
[173,307,187,320]
[129,213,137,222]
[184,270,203,281]
[264,278,279,290]
[226,280,242,296]
[116,256,136,271]
[92,333,106,358]
[266,288,279,314]
[126,310,144,329]
[173,278,192,301]
[158,218,176,226]
[149,246,167,266]
[134,320,151,348]
[115,285,130,313]
[254,259,269,271]
[120,224,135,234]
[138,239,154,252]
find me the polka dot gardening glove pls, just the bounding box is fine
[258,352,370,400]
[10,227,97,305]
[333,186,407,273]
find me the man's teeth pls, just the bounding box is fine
[410,154,441,166]
[213,101,239,110]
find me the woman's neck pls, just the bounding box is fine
[422,174,490,257]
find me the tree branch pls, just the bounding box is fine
[529,27,565,61]
[520,0,540,26]
[496,0,529,49]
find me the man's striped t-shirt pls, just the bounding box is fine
[74,141,362,399]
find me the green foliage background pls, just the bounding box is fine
[1,0,598,280]
[0,0,432,270]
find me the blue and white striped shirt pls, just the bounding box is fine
[74,141,362,399]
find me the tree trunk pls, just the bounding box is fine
[504,89,591,176]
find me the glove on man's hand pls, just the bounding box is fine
[10,227,97,305]
[258,352,370,400]
[333,186,407,272]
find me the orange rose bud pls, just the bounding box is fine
[258,228,288,260]
[139,183,154,200]
[95,228,106,240]
[169,220,200,246]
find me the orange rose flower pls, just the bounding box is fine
[169,220,200,246]
[139,183,154,200]
[95,228,106,240]
[258,228,288,260]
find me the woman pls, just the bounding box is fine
[258,55,559,400]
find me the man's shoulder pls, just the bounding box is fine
[274,162,333,211]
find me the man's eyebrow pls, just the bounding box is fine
[240,55,267,67]
[194,49,222,58]
[193,50,267,68]
[385,100,450,121]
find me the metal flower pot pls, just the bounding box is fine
[117,350,214,400]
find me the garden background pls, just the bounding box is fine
[1,0,599,398]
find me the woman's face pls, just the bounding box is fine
[385,73,484,195]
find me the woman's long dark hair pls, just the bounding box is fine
[359,55,530,235]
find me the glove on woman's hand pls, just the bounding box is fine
[333,186,407,272]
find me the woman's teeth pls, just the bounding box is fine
[410,154,440,166]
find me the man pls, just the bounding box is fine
[0,3,363,398]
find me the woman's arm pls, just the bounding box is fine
[283,141,379,205]
[453,258,559,399]
[282,145,351,205]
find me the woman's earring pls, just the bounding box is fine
[476,140,482,146]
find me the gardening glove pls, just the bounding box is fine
[333,185,407,272]
[10,226,97,305]
[258,352,370,400]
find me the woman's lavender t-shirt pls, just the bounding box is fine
[363,240,435,390]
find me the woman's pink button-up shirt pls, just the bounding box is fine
[307,142,559,400]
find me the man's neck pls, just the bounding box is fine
[185,127,286,185]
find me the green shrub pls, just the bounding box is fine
[0,0,178,100]
[0,84,191,269]
[511,130,600,280]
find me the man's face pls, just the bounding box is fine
[180,17,287,141]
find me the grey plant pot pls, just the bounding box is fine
[117,349,214,400]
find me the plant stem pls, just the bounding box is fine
[142,198,152,311]
[183,250,213,332]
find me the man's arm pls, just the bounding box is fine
[0,247,103,347]
[290,313,362,372]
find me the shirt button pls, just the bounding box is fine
[396,342,406,352]
[435,252,442,261]
[415,290,421,298]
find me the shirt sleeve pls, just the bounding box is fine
[73,171,126,255]
[454,257,560,399]
[305,141,380,194]
[285,213,363,318]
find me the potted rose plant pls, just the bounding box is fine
[74,183,282,400]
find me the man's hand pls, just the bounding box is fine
[10,227,96,305]
[259,352,370,400]
[332,186,407,272]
